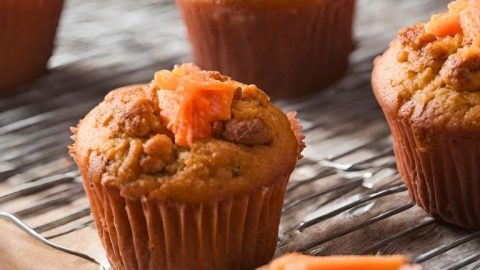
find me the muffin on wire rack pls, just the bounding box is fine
[70,64,304,270]
[372,0,480,229]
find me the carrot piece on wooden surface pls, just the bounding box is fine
[154,64,239,147]
[266,254,411,270]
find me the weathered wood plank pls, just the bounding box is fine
[1,0,478,269]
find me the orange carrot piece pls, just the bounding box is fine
[424,0,469,37]
[154,64,239,147]
[268,254,409,270]
[425,12,462,37]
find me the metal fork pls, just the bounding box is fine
[0,211,106,270]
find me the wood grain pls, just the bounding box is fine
[1,0,478,269]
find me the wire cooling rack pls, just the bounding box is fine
[1,0,479,269]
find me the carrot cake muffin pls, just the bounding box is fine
[372,0,480,228]
[70,64,304,270]
[0,0,64,92]
[176,0,355,99]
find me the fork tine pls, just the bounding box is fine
[0,211,100,265]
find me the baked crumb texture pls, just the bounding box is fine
[377,0,480,137]
[70,64,301,203]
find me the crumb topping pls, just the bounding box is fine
[398,0,480,94]
[376,0,480,134]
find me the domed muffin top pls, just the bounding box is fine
[70,64,302,203]
[373,0,480,136]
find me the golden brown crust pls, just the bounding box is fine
[221,118,272,145]
[372,25,480,139]
[440,46,480,92]
[71,83,299,203]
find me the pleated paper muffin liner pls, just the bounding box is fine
[385,113,480,229]
[0,0,64,91]
[83,175,289,270]
[176,0,355,99]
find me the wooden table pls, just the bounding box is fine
[1,0,479,269]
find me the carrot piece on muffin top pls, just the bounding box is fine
[71,63,304,202]
[424,0,467,37]
[381,0,480,133]
[152,63,241,147]
[425,0,480,42]
[70,63,305,269]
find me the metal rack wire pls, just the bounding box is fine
[0,0,479,269]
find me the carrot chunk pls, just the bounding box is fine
[154,64,239,147]
[425,12,463,37]
[424,0,468,37]
[267,254,411,270]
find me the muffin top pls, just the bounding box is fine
[70,64,303,203]
[372,0,480,137]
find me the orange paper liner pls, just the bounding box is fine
[0,0,64,91]
[385,113,480,229]
[83,175,289,270]
[287,111,306,159]
[176,0,355,99]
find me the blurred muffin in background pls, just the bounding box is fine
[0,0,64,92]
[70,64,304,270]
[176,0,355,99]
[372,0,480,229]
